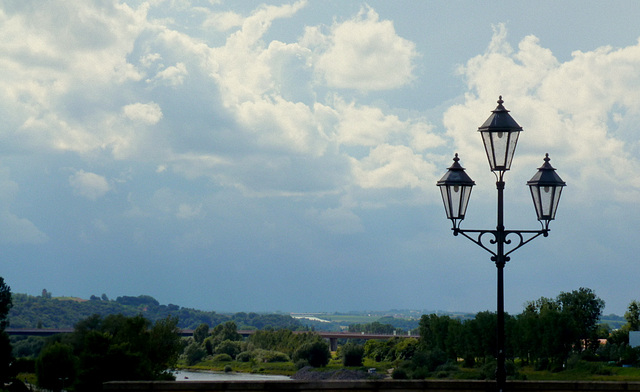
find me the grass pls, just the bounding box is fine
[180,355,640,382]
[180,359,298,376]
[518,365,640,381]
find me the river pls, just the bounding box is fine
[173,370,291,381]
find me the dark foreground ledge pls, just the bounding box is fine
[103,380,640,392]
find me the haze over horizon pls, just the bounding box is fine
[2,1,640,316]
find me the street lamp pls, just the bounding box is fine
[437,96,566,392]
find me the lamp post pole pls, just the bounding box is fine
[495,177,506,388]
[437,97,566,392]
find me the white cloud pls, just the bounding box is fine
[123,102,163,124]
[203,10,244,32]
[351,144,434,189]
[0,1,149,156]
[445,26,640,204]
[69,170,111,200]
[309,6,417,91]
[151,62,188,86]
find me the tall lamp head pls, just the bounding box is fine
[437,154,475,229]
[478,96,523,173]
[527,153,566,230]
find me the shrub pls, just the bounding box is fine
[183,342,206,366]
[215,340,242,359]
[341,343,365,367]
[295,359,309,369]
[293,341,330,368]
[244,349,290,363]
[391,367,408,379]
[236,351,252,362]
[212,353,233,362]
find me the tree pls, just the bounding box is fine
[184,341,207,365]
[0,277,11,331]
[557,287,605,350]
[37,314,182,392]
[193,323,210,344]
[418,314,461,360]
[0,276,12,384]
[625,300,640,331]
[341,342,364,367]
[36,342,77,392]
[215,340,242,359]
[293,340,330,367]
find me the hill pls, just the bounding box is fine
[7,293,304,330]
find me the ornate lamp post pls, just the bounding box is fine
[437,97,566,392]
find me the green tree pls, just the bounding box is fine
[184,341,207,365]
[210,321,242,347]
[193,323,210,344]
[419,314,461,360]
[46,314,183,391]
[625,300,640,331]
[0,277,11,331]
[293,340,330,367]
[349,321,395,334]
[215,340,242,359]
[0,276,12,384]
[340,342,364,367]
[36,342,77,392]
[557,287,605,351]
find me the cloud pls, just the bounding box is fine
[308,6,417,91]
[351,144,434,190]
[123,102,163,124]
[152,62,188,86]
[0,212,49,245]
[0,166,48,244]
[445,25,640,205]
[0,1,149,156]
[69,170,111,200]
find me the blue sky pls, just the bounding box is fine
[2,0,640,316]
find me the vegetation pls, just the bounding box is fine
[35,314,182,391]
[9,285,640,387]
[8,292,304,330]
[0,277,12,389]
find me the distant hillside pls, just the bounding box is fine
[7,293,304,330]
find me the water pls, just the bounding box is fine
[173,370,291,381]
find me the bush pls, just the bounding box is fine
[295,359,309,369]
[293,341,330,368]
[391,367,408,379]
[212,353,233,362]
[215,340,242,359]
[36,342,77,391]
[341,343,365,367]
[183,342,206,366]
[236,351,252,362]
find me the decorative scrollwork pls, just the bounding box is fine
[453,227,548,263]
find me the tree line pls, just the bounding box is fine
[8,292,303,330]
[5,282,640,389]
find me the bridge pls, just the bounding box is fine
[5,328,418,351]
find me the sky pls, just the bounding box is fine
[2,0,640,316]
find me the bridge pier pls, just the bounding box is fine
[328,337,338,351]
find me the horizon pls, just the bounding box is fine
[9,291,628,320]
[2,1,640,316]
